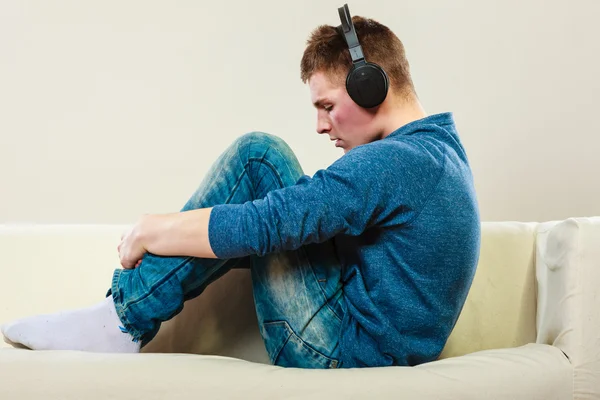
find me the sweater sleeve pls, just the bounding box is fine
[208,144,410,259]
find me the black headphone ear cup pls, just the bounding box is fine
[346,62,389,108]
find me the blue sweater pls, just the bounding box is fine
[209,112,481,367]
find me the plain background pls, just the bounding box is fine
[1,0,598,224]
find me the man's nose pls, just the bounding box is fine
[317,118,331,134]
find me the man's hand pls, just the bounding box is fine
[116,209,217,268]
[118,216,149,269]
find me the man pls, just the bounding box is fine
[1,9,480,369]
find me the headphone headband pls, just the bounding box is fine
[335,3,389,108]
[337,4,364,64]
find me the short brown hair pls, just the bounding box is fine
[300,16,416,99]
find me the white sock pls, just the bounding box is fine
[1,296,140,353]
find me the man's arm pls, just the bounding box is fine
[139,208,218,259]
[121,143,416,266]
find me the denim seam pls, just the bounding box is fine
[245,157,286,247]
[244,133,302,190]
[244,135,307,253]
[124,257,194,310]
[265,320,341,367]
[259,139,302,184]
[110,270,145,343]
[223,168,251,204]
[299,246,344,323]
[237,135,265,199]
[245,155,294,250]
[263,321,293,365]
[246,157,285,191]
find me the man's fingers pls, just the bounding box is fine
[120,256,134,269]
[120,257,142,270]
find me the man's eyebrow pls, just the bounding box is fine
[313,98,329,108]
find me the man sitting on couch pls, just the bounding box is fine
[2,7,481,369]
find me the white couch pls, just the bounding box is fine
[0,217,598,399]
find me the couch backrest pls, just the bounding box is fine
[0,222,542,364]
[0,224,270,363]
[439,221,539,359]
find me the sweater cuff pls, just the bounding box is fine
[208,203,248,259]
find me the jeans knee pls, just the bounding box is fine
[234,131,301,176]
[236,131,289,155]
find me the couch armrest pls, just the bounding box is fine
[536,217,600,398]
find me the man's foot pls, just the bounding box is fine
[0,296,140,353]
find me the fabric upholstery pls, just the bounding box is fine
[0,222,540,360]
[0,344,571,400]
[440,221,538,358]
[0,224,270,363]
[536,217,600,399]
[1,219,598,399]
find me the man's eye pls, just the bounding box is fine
[324,105,333,112]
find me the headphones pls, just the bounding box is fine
[337,4,389,108]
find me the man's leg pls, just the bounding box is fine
[250,241,345,368]
[111,131,345,367]
[2,131,345,367]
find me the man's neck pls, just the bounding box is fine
[379,95,427,139]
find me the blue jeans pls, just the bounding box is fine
[108,132,346,369]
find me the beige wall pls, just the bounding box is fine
[1,0,598,224]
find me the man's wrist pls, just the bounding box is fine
[138,213,172,253]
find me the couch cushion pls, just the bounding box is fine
[440,221,538,358]
[0,344,571,400]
